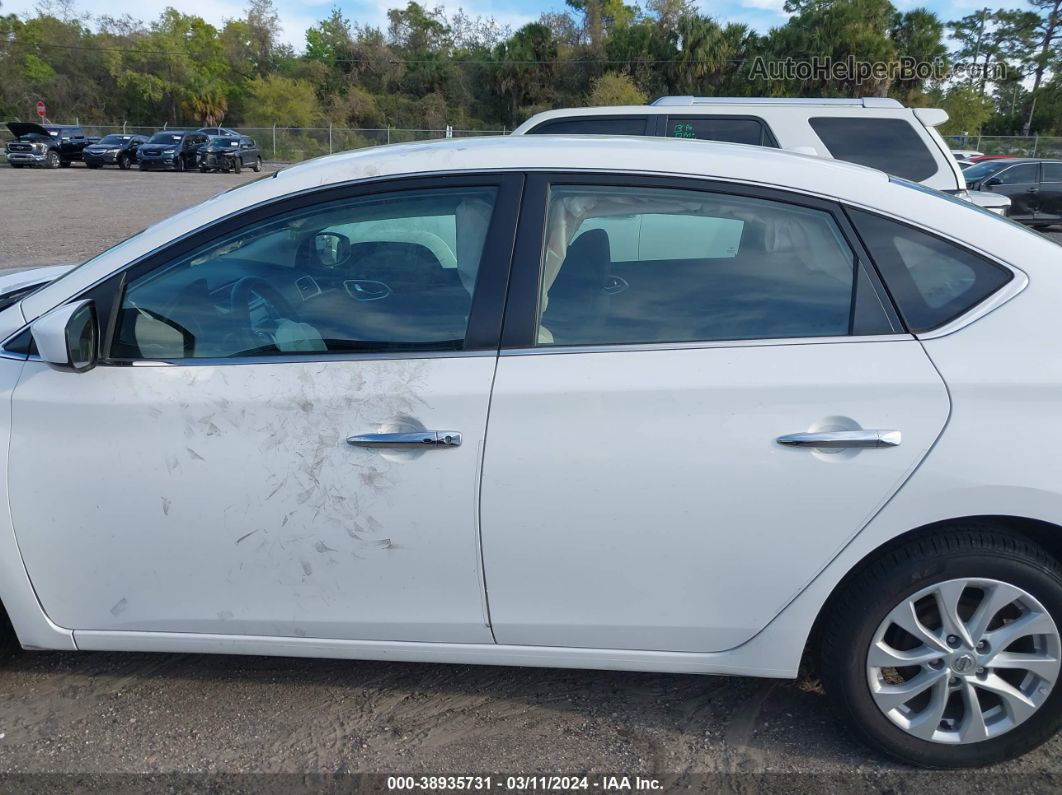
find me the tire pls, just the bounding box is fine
[821,528,1062,768]
[252,156,262,173]
[0,605,18,662]
[173,156,184,173]
[118,154,130,170]
[233,159,241,174]
[45,151,60,169]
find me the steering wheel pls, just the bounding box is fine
[227,277,302,352]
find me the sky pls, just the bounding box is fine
[0,0,1038,50]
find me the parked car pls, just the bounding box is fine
[3,136,1062,769]
[4,122,94,168]
[512,97,1012,215]
[136,130,210,171]
[969,155,1017,163]
[963,158,1062,228]
[198,135,263,173]
[196,126,241,137]
[82,134,147,170]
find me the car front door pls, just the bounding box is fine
[480,175,951,653]
[985,162,1040,220]
[9,175,520,643]
[1035,162,1062,224]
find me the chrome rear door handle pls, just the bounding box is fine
[346,431,462,449]
[776,430,901,449]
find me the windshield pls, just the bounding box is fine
[15,132,52,142]
[209,137,240,147]
[963,161,1009,183]
[147,133,183,145]
[98,134,131,145]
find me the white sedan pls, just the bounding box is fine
[1,136,1060,768]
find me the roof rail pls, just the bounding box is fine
[650,96,905,109]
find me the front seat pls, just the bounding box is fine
[542,228,612,344]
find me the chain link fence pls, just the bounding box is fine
[944,134,1062,159]
[0,122,507,163]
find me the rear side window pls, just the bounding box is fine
[809,118,939,182]
[1042,163,1062,183]
[535,184,896,346]
[527,117,648,136]
[666,117,776,147]
[850,209,1012,332]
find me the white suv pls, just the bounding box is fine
[513,96,1011,215]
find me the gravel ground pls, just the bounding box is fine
[0,164,278,269]
[0,163,1061,791]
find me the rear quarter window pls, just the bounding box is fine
[527,117,649,136]
[809,117,940,182]
[849,208,1012,332]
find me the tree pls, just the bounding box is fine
[1021,0,1062,134]
[243,74,318,126]
[588,72,647,104]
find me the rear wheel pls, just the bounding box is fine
[821,530,1062,767]
[0,604,19,662]
[252,156,262,173]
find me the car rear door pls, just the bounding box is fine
[479,173,950,653]
[1036,162,1062,224]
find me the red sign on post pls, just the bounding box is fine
[35,101,46,120]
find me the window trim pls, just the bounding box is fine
[80,173,524,365]
[500,172,903,350]
[660,114,779,147]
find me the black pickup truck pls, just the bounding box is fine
[5,122,96,168]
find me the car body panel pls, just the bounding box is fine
[10,356,497,642]
[1,137,1056,678]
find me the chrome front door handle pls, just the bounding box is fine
[346,431,463,449]
[776,430,901,449]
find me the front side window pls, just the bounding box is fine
[995,163,1038,184]
[849,209,1012,332]
[809,117,939,182]
[110,187,498,360]
[536,185,890,346]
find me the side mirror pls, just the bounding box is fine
[312,232,352,268]
[31,300,98,372]
[984,177,1002,187]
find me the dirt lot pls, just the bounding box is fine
[0,165,278,269]
[0,163,1061,791]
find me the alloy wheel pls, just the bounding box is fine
[867,577,1060,744]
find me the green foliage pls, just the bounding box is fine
[588,72,648,105]
[1,0,1060,137]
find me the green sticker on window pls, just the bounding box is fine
[672,123,695,139]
